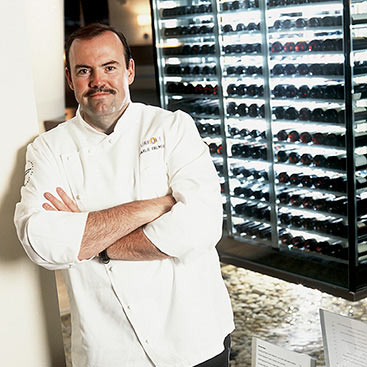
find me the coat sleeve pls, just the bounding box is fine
[143,110,223,263]
[14,137,89,270]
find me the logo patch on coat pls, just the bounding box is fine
[140,136,165,155]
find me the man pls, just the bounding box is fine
[14,23,234,367]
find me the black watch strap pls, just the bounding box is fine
[99,249,110,264]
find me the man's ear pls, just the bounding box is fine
[65,67,74,90]
[127,58,135,85]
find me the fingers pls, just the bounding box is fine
[42,187,81,213]
[56,187,81,212]
[42,203,56,211]
[43,192,70,211]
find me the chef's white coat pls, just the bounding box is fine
[14,102,234,367]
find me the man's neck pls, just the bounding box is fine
[81,103,130,135]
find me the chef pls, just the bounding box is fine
[14,23,234,367]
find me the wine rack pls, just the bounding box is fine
[150,0,367,300]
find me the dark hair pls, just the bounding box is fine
[65,23,132,71]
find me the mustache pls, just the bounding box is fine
[85,87,116,97]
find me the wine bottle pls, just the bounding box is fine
[280,129,299,142]
[236,65,246,75]
[284,42,295,52]
[290,213,304,227]
[284,64,297,75]
[236,23,246,32]
[323,241,344,258]
[300,153,313,165]
[308,17,321,27]
[271,41,283,53]
[290,193,304,207]
[291,235,305,249]
[279,232,293,246]
[258,225,272,239]
[273,85,286,98]
[254,169,269,180]
[223,24,233,33]
[311,108,325,122]
[303,217,317,231]
[227,84,237,96]
[227,102,237,116]
[273,107,285,119]
[304,238,318,252]
[288,151,301,164]
[286,85,298,98]
[280,212,292,225]
[295,41,308,52]
[309,63,323,75]
[284,107,299,120]
[327,196,347,215]
[246,65,262,75]
[238,103,248,116]
[234,220,253,234]
[226,66,236,75]
[278,190,291,204]
[298,85,310,98]
[237,84,248,96]
[322,39,342,51]
[308,40,322,51]
[278,172,289,184]
[295,18,307,28]
[299,108,312,121]
[289,173,302,185]
[302,195,314,208]
[272,64,284,75]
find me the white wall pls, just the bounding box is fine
[0,1,66,366]
[24,0,66,132]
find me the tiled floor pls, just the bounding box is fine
[56,264,367,366]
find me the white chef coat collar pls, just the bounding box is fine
[75,102,136,138]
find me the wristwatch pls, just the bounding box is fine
[99,249,110,264]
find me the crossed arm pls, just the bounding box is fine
[43,187,176,261]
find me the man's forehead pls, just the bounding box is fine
[71,31,122,51]
[69,32,125,64]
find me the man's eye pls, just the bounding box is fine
[77,69,89,75]
[106,66,116,72]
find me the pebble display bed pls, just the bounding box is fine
[60,264,367,366]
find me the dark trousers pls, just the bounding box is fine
[194,335,231,367]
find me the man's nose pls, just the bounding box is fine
[89,70,105,88]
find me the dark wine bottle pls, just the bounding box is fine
[299,108,312,121]
[288,151,300,164]
[272,64,284,75]
[284,64,297,75]
[291,235,305,249]
[309,40,322,51]
[298,85,310,98]
[284,107,299,120]
[278,172,289,184]
[295,41,308,52]
[297,63,309,75]
[300,153,313,165]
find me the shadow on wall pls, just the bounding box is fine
[0,141,66,367]
[0,142,31,262]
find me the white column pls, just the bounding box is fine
[0,1,66,366]
[24,0,66,132]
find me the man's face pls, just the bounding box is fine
[66,31,135,126]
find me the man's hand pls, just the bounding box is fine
[42,187,80,212]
